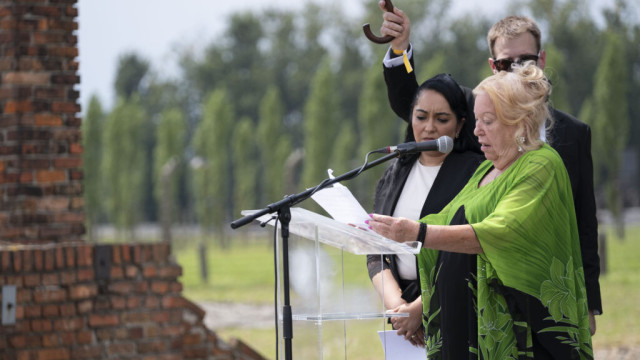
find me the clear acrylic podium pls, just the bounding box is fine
[242,207,421,359]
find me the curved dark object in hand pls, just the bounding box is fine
[363,0,395,44]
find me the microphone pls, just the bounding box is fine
[374,136,453,155]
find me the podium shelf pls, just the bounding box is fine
[241,207,421,255]
[292,312,409,321]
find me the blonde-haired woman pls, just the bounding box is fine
[368,63,593,359]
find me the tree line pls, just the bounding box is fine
[82,0,640,242]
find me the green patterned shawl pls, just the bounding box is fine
[418,144,593,359]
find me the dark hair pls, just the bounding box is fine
[403,73,479,157]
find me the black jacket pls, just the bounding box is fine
[382,57,602,313]
[366,151,483,302]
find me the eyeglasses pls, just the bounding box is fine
[492,53,539,72]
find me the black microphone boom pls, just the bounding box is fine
[375,135,453,155]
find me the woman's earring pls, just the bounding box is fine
[518,136,525,152]
[455,132,459,139]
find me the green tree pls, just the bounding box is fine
[82,94,104,241]
[114,53,150,100]
[356,62,398,208]
[331,122,358,175]
[544,43,571,112]
[232,117,259,215]
[153,107,186,220]
[102,96,147,238]
[192,89,234,244]
[581,31,629,236]
[258,86,292,204]
[301,59,340,189]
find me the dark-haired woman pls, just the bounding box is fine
[367,73,483,347]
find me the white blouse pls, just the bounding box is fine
[392,160,441,280]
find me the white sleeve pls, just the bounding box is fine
[382,44,413,69]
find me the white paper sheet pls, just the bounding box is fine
[378,330,427,359]
[310,170,371,230]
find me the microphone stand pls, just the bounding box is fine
[230,150,402,360]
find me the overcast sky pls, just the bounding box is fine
[76,0,617,114]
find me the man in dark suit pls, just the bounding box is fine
[377,3,602,334]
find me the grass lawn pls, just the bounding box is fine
[176,225,640,359]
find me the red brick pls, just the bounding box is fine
[139,340,167,354]
[37,348,70,360]
[9,335,27,348]
[31,319,53,332]
[41,333,59,347]
[134,282,148,292]
[24,274,41,287]
[22,250,33,271]
[24,305,41,318]
[110,266,124,279]
[153,243,170,261]
[3,72,49,85]
[76,331,92,345]
[76,300,92,314]
[33,287,66,303]
[15,304,24,320]
[33,113,63,126]
[111,296,126,310]
[60,270,75,285]
[76,245,92,266]
[60,332,74,346]
[16,288,32,302]
[127,297,141,309]
[77,268,93,281]
[161,296,186,309]
[112,245,122,264]
[4,100,33,114]
[51,101,80,113]
[54,157,82,168]
[88,314,118,328]
[59,303,75,317]
[151,310,170,323]
[151,281,169,294]
[12,251,22,271]
[124,265,138,278]
[36,170,66,183]
[108,282,132,294]
[157,264,182,278]
[95,329,111,341]
[106,343,135,356]
[121,244,131,262]
[42,273,59,286]
[71,345,101,359]
[143,265,156,277]
[1,251,10,271]
[129,327,143,339]
[69,142,82,154]
[122,311,149,323]
[182,333,202,346]
[44,249,54,270]
[170,282,183,292]
[161,325,184,337]
[55,247,65,269]
[144,296,159,309]
[54,317,83,331]
[183,347,208,359]
[69,284,96,300]
[33,249,43,270]
[65,247,75,267]
[42,304,59,317]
